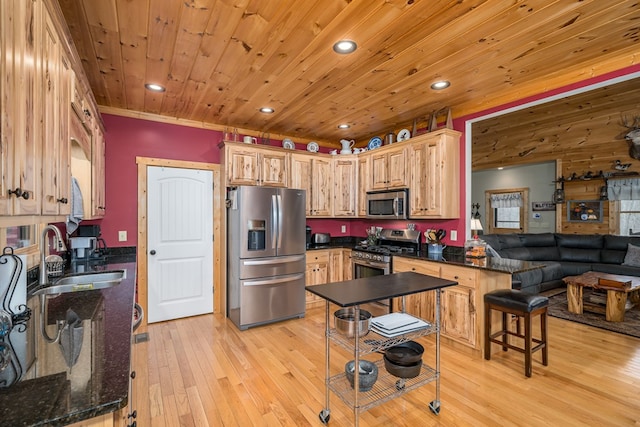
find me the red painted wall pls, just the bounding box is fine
[96,64,640,248]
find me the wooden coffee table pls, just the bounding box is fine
[563,271,640,322]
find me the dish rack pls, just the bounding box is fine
[45,255,65,277]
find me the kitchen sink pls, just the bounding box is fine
[33,269,126,296]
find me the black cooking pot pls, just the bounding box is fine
[384,341,424,366]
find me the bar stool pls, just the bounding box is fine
[484,289,549,377]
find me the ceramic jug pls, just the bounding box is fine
[340,139,355,154]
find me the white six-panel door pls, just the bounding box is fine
[147,166,213,323]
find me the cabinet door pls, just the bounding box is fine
[1,0,40,215]
[329,249,343,283]
[357,156,370,217]
[260,151,288,187]
[370,152,388,190]
[305,250,329,306]
[226,146,260,185]
[441,285,476,347]
[91,124,106,217]
[392,257,439,321]
[333,158,356,216]
[290,154,312,215]
[312,158,332,216]
[342,249,352,280]
[386,146,407,188]
[408,142,428,217]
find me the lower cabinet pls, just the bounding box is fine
[306,248,352,308]
[392,256,511,356]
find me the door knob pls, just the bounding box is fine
[149,250,156,255]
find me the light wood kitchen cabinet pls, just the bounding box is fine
[408,129,461,218]
[357,155,370,217]
[290,153,332,216]
[392,256,511,356]
[370,144,407,190]
[305,250,330,307]
[225,143,289,187]
[342,249,352,280]
[333,157,357,216]
[392,257,440,322]
[0,0,41,215]
[91,123,106,217]
[41,10,71,216]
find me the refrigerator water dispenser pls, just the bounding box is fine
[247,220,266,251]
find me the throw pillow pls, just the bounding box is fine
[622,243,640,267]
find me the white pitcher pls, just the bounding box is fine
[340,139,355,154]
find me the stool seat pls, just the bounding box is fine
[484,289,549,377]
[484,289,549,312]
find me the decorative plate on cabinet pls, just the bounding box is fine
[307,141,319,152]
[368,136,383,150]
[397,129,411,141]
[282,138,295,149]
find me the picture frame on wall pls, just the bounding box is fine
[566,200,603,222]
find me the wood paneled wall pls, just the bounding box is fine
[472,77,640,234]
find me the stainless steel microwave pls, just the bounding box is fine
[366,189,408,219]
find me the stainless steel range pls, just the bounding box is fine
[352,228,421,314]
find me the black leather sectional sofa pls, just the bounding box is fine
[481,233,640,294]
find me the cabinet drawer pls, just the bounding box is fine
[392,257,440,276]
[439,265,476,288]
[307,251,329,263]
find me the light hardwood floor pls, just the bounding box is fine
[131,306,640,426]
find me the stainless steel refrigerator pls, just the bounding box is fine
[227,186,306,330]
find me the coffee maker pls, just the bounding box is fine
[69,236,97,260]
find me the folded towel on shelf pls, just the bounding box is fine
[66,176,84,235]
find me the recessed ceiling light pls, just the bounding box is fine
[259,107,274,114]
[430,80,450,90]
[338,123,351,129]
[145,83,166,92]
[333,40,357,54]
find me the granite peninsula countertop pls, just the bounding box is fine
[0,253,137,427]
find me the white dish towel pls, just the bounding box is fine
[66,176,84,234]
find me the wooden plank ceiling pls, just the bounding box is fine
[57,0,640,146]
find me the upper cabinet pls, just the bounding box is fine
[0,0,105,220]
[41,7,71,216]
[333,157,357,217]
[357,156,370,217]
[370,144,407,190]
[0,0,41,215]
[408,129,461,218]
[290,153,332,217]
[224,143,289,187]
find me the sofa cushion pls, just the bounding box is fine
[622,243,640,267]
[558,262,592,276]
[519,233,556,247]
[512,268,543,289]
[540,262,564,282]
[499,234,524,249]
[501,247,532,260]
[558,247,600,263]
[556,233,604,249]
[604,235,640,250]
[528,247,560,261]
[601,249,627,264]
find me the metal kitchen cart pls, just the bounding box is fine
[306,271,458,426]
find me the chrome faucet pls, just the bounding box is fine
[39,225,67,286]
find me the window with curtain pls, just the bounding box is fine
[485,188,529,234]
[607,178,640,236]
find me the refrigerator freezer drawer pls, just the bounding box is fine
[239,254,305,279]
[232,272,305,329]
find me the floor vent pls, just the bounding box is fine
[133,332,149,344]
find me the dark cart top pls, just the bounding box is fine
[306,271,458,307]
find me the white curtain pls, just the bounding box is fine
[490,192,523,208]
[607,178,640,200]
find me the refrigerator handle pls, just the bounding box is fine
[271,194,278,249]
[243,273,305,287]
[276,194,283,249]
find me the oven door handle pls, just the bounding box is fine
[354,259,389,270]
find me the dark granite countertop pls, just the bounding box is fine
[306,271,458,307]
[394,249,544,274]
[0,253,137,427]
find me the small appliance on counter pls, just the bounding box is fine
[306,226,312,249]
[70,225,107,260]
[311,233,331,247]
